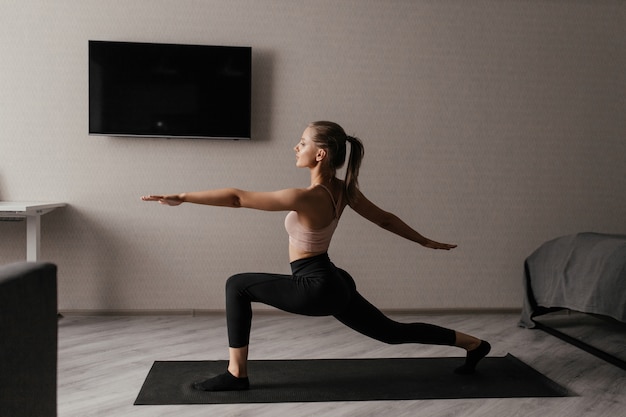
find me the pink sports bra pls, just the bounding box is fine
[284,184,341,253]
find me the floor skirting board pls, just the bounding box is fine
[58,308,522,317]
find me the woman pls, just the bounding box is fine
[141,121,490,391]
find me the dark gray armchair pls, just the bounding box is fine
[0,262,57,417]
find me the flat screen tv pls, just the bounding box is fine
[89,40,251,139]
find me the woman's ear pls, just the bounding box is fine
[316,149,327,162]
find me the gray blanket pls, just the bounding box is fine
[519,232,626,328]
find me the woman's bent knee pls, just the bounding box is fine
[225,273,247,294]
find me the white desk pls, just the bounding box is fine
[0,202,66,261]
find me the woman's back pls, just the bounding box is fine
[286,181,345,260]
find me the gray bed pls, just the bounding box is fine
[519,232,626,328]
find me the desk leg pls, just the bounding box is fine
[26,215,41,261]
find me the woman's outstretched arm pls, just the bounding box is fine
[142,189,240,207]
[348,188,457,250]
[141,188,309,212]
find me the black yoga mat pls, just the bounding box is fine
[134,354,573,405]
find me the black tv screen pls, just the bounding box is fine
[89,40,251,139]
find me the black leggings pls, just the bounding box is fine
[225,253,456,348]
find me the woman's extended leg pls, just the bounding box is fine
[333,290,457,345]
[333,288,490,374]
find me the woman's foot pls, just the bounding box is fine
[454,340,491,374]
[193,370,250,391]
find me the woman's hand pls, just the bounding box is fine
[141,195,184,206]
[422,239,457,250]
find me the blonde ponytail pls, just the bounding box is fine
[344,135,364,204]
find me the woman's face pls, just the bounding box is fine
[294,127,322,168]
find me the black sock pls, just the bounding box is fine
[193,370,250,391]
[454,340,491,375]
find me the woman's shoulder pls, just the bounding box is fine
[293,179,346,208]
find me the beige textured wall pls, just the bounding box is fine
[1,0,624,312]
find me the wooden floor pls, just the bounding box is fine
[58,312,626,417]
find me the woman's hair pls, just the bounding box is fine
[308,121,364,204]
